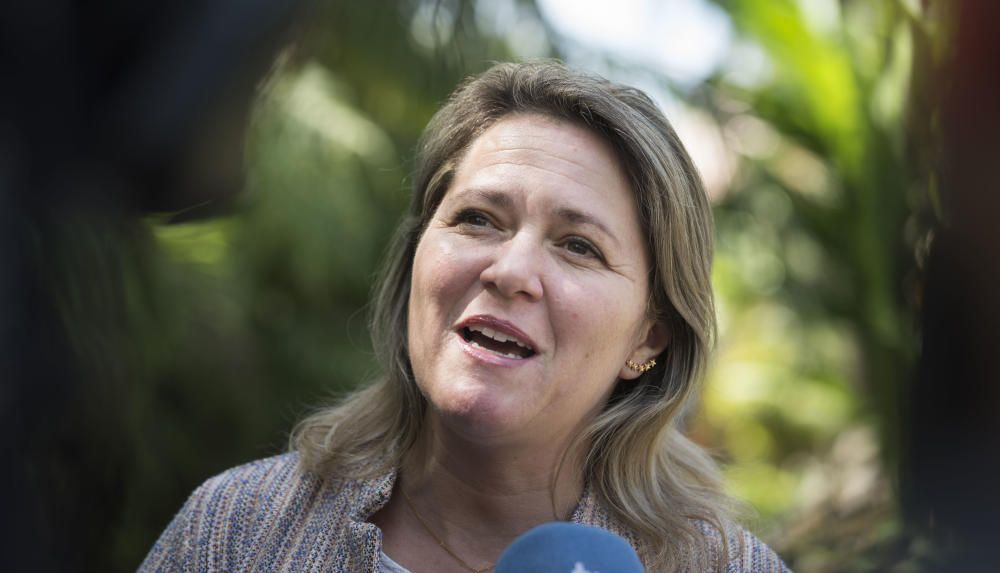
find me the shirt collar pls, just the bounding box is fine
[339,469,642,565]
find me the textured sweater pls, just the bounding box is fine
[139,453,790,572]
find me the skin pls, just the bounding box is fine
[371,114,668,573]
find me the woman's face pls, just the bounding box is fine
[407,114,667,447]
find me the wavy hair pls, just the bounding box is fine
[293,61,734,571]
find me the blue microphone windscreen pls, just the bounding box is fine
[495,522,644,573]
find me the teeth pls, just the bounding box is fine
[469,325,530,349]
[467,339,526,359]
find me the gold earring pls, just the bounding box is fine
[626,359,656,373]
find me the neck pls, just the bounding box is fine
[401,413,587,540]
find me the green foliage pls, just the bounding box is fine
[695,0,942,569]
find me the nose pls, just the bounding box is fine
[479,232,544,301]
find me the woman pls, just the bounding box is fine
[140,62,789,573]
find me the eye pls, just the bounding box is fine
[563,237,601,259]
[454,209,493,227]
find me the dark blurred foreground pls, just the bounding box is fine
[1,2,304,570]
[903,0,1000,568]
[2,1,998,571]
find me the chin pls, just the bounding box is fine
[431,388,529,442]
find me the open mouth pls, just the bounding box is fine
[460,325,536,359]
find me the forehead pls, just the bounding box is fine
[459,114,624,185]
[449,114,637,215]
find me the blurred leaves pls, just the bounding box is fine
[694,0,941,569]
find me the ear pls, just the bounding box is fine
[619,319,670,380]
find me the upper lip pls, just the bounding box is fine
[455,314,539,353]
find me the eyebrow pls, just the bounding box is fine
[555,207,620,247]
[465,187,514,209]
[462,187,621,247]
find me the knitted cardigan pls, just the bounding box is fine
[139,453,790,572]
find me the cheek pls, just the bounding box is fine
[407,240,440,367]
[552,277,646,360]
[556,279,618,334]
[408,232,486,344]
[413,240,475,307]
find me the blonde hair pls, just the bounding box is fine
[294,61,733,571]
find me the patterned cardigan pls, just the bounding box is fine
[139,453,790,572]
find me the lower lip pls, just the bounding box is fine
[456,332,535,367]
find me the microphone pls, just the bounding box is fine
[495,522,645,573]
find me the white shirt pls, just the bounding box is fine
[379,551,414,573]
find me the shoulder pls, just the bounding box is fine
[138,453,332,572]
[696,521,791,573]
[179,452,325,531]
[198,452,317,500]
[571,488,790,572]
[140,453,398,572]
